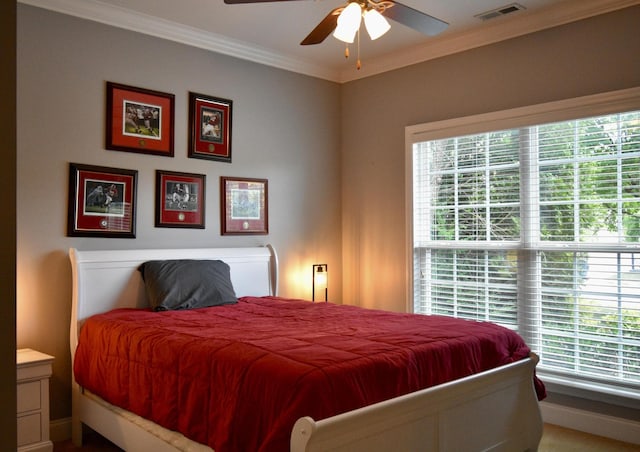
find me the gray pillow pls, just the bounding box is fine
[138,259,238,311]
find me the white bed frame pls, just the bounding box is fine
[70,245,543,452]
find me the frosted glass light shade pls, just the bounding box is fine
[312,264,328,302]
[363,8,390,40]
[333,2,362,43]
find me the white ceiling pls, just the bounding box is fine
[20,0,639,82]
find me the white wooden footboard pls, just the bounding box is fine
[291,354,542,452]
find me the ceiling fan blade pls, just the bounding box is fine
[224,0,305,4]
[300,7,341,45]
[382,1,448,36]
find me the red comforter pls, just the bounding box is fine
[74,296,543,451]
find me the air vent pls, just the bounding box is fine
[475,3,526,21]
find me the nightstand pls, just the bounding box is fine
[17,349,54,452]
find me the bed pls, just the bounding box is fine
[69,245,544,451]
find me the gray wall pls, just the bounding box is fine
[17,4,342,421]
[341,6,640,313]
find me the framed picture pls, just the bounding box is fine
[106,82,175,157]
[155,170,206,228]
[220,177,268,235]
[67,163,137,238]
[189,92,232,163]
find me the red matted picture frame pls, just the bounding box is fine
[106,82,175,157]
[188,92,232,163]
[220,176,268,235]
[67,163,137,238]
[155,170,206,229]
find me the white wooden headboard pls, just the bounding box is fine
[69,245,278,359]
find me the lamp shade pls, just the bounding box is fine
[333,2,362,43]
[315,268,327,286]
[312,264,328,302]
[363,8,390,40]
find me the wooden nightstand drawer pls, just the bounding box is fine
[16,349,54,452]
[18,413,42,446]
[17,380,42,413]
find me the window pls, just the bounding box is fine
[409,89,640,398]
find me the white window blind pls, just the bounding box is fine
[412,109,640,397]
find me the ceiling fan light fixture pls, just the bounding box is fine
[363,8,390,40]
[333,24,358,44]
[333,2,362,43]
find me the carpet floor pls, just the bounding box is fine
[538,424,639,452]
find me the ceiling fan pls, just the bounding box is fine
[223,0,449,68]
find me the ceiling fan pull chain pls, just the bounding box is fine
[345,44,350,59]
[356,28,361,70]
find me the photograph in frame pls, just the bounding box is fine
[106,82,175,157]
[155,170,206,228]
[67,162,137,238]
[189,92,232,163]
[220,176,268,235]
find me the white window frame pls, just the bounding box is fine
[405,87,640,402]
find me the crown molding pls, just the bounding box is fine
[18,0,341,81]
[338,0,640,82]
[19,0,640,84]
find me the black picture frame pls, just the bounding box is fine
[188,92,232,163]
[155,170,206,229]
[220,176,268,235]
[106,82,175,157]
[67,162,138,238]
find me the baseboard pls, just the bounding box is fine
[50,417,71,442]
[540,401,640,445]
